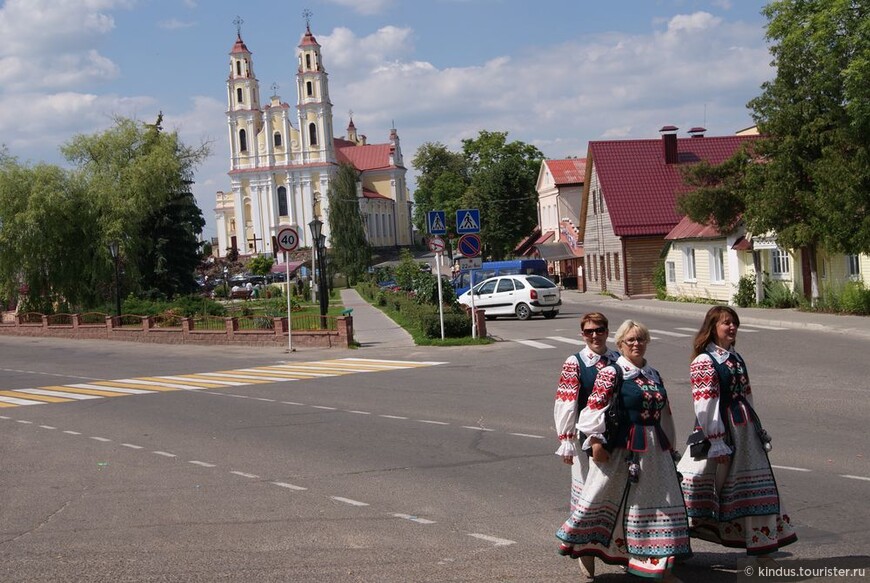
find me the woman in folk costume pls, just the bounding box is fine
[557,320,691,582]
[678,306,797,563]
[554,312,620,578]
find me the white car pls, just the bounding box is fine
[458,274,561,320]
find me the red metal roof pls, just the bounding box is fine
[545,158,586,185]
[230,34,251,54]
[335,142,394,171]
[299,27,320,47]
[665,215,724,240]
[362,187,389,200]
[590,135,759,237]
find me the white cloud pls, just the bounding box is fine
[159,18,196,30]
[322,0,396,16]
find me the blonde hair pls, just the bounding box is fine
[614,319,650,350]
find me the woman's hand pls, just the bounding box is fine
[561,455,574,465]
[591,442,610,463]
[714,455,730,464]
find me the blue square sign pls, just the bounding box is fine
[427,210,447,235]
[456,209,480,234]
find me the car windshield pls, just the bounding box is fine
[526,275,557,288]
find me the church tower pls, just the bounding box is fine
[296,22,335,166]
[226,18,262,172]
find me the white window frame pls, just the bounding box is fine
[683,247,697,282]
[847,255,860,280]
[666,261,676,283]
[771,248,790,279]
[709,246,725,283]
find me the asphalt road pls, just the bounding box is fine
[0,302,868,582]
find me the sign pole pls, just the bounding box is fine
[285,251,294,352]
[436,252,445,339]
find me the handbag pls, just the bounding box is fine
[686,425,710,458]
[601,365,624,451]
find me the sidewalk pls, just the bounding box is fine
[561,290,870,340]
[339,288,415,349]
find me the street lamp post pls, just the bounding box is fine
[108,241,121,319]
[308,219,329,329]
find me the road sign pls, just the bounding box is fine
[457,233,482,258]
[427,210,447,235]
[457,257,482,269]
[276,226,300,252]
[456,209,480,234]
[428,236,445,253]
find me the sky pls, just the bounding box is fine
[0,0,775,240]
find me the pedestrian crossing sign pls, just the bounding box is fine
[427,210,447,235]
[456,208,480,234]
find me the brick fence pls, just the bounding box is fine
[0,313,353,349]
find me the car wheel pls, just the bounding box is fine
[515,303,532,320]
[543,311,558,319]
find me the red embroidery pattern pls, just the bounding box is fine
[587,367,616,410]
[690,358,719,401]
[555,361,580,402]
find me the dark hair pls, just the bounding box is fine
[580,312,608,331]
[692,306,740,359]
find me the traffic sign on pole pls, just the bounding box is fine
[457,233,482,258]
[428,235,446,253]
[427,211,447,235]
[456,209,480,234]
[276,226,300,252]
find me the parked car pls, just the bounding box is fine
[457,274,561,320]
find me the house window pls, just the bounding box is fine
[683,248,696,281]
[771,248,790,278]
[238,129,247,152]
[666,261,676,283]
[308,123,318,146]
[847,255,860,279]
[274,132,282,148]
[710,247,725,283]
[614,253,620,280]
[277,186,288,217]
[236,87,243,104]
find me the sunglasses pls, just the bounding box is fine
[582,326,607,337]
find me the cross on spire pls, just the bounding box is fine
[271,82,279,97]
[302,8,313,30]
[233,16,244,37]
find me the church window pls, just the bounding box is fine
[306,81,313,97]
[236,61,241,76]
[274,132,282,147]
[239,129,247,151]
[305,54,312,69]
[308,123,318,146]
[236,87,243,104]
[277,186,288,217]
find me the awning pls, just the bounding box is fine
[535,242,578,261]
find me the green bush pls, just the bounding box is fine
[733,273,757,308]
[418,311,472,338]
[653,260,666,300]
[840,281,870,315]
[122,295,170,316]
[171,295,227,317]
[761,279,799,308]
[394,249,419,290]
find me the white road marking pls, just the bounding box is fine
[462,426,494,432]
[649,329,691,337]
[514,339,555,349]
[271,481,307,491]
[547,336,580,345]
[509,432,545,439]
[18,388,102,400]
[63,430,81,435]
[841,474,870,482]
[230,471,259,479]
[282,401,306,406]
[380,414,409,420]
[468,533,516,546]
[121,443,143,449]
[189,461,216,468]
[393,513,436,524]
[39,425,56,429]
[16,419,33,423]
[159,375,245,386]
[153,451,176,458]
[68,383,153,395]
[771,465,811,472]
[417,419,449,425]
[0,396,43,406]
[0,415,9,419]
[255,398,276,402]
[331,496,369,507]
[90,436,111,442]
[116,378,217,390]
[741,323,787,330]
[311,405,337,410]
[346,410,371,415]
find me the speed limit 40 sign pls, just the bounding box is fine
[276,226,300,252]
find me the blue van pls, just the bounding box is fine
[452,259,549,296]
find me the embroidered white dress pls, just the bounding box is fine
[554,346,620,511]
[677,343,797,555]
[556,357,692,579]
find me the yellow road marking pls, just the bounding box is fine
[40,385,129,397]
[90,381,177,392]
[0,390,72,403]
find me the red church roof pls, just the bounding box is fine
[335,141,395,171]
[546,159,586,185]
[230,35,250,54]
[590,134,759,237]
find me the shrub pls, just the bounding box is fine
[419,311,472,338]
[171,295,227,317]
[839,281,870,315]
[122,295,170,316]
[733,273,757,308]
[653,260,666,300]
[761,279,799,309]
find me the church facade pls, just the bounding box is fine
[214,23,413,259]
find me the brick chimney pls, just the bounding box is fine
[688,126,706,138]
[660,125,678,164]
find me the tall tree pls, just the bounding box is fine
[326,163,371,285]
[62,115,209,299]
[745,0,870,299]
[411,142,469,237]
[461,131,543,260]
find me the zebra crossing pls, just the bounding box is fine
[0,358,443,409]
[511,323,786,350]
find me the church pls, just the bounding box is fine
[214,19,413,260]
